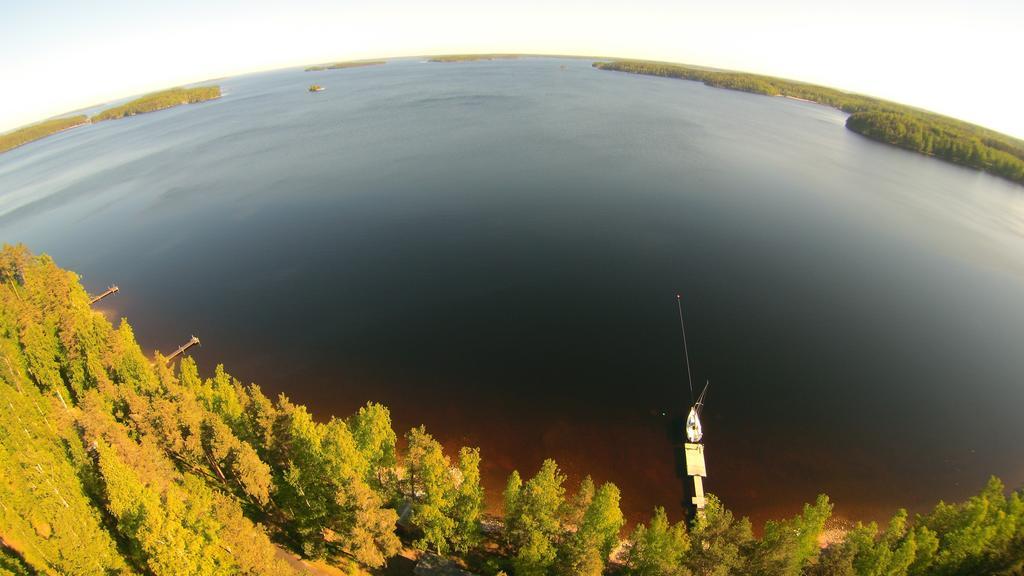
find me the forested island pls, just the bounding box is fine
[0,87,220,155]
[593,61,1024,185]
[1,245,1022,576]
[305,60,386,72]
[0,115,89,154]
[90,86,221,122]
[429,54,520,62]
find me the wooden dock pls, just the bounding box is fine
[165,335,200,362]
[89,285,119,304]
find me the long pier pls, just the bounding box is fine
[165,335,200,363]
[89,285,119,305]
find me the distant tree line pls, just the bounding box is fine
[429,54,521,62]
[91,86,221,121]
[304,60,386,72]
[0,115,89,153]
[1,245,1022,575]
[594,60,1024,186]
[846,112,1024,182]
[0,86,221,155]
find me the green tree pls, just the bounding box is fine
[504,469,523,547]
[451,446,485,553]
[94,439,234,575]
[910,476,1024,576]
[746,494,831,576]
[561,481,625,574]
[515,531,558,576]
[684,494,753,576]
[266,396,399,566]
[625,507,691,576]
[505,459,567,576]
[349,402,398,497]
[336,477,402,567]
[565,475,595,528]
[810,510,918,576]
[405,426,456,553]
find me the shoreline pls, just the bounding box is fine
[0,116,90,154]
[593,60,1024,186]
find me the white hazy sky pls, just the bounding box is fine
[1,0,1022,138]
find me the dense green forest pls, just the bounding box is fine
[593,60,1024,186]
[305,61,387,72]
[0,246,1021,575]
[90,86,221,122]
[0,115,89,154]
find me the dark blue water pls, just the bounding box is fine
[3,57,1023,527]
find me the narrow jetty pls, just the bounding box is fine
[165,335,200,362]
[89,285,119,304]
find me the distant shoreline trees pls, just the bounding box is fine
[594,60,1024,186]
[428,54,520,62]
[305,60,386,72]
[91,86,221,122]
[0,115,89,153]
[0,87,221,155]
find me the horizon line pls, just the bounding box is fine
[5,52,1022,143]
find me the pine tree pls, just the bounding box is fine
[349,402,398,498]
[560,481,624,575]
[450,446,485,553]
[505,459,567,575]
[684,494,753,576]
[405,426,456,553]
[503,469,523,547]
[565,475,595,528]
[746,494,831,576]
[625,507,691,576]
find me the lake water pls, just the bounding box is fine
[3,57,1023,527]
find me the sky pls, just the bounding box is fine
[2,0,1022,138]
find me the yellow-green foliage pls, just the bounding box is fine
[91,86,220,122]
[595,60,1024,186]
[0,115,89,154]
[0,245,294,575]
[0,245,417,573]
[305,60,386,72]
[0,297,130,572]
[3,244,1021,575]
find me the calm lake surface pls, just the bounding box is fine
[3,57,1023,527]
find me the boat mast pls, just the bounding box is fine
[676,294,695,405]
[676,294,708,521]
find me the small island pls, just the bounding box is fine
[593,60,1024,185]
[304,60,386,72]
[308,84,325,93]
[428,54,520,62]
[90,85,221,122]
[0,114,90,154]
